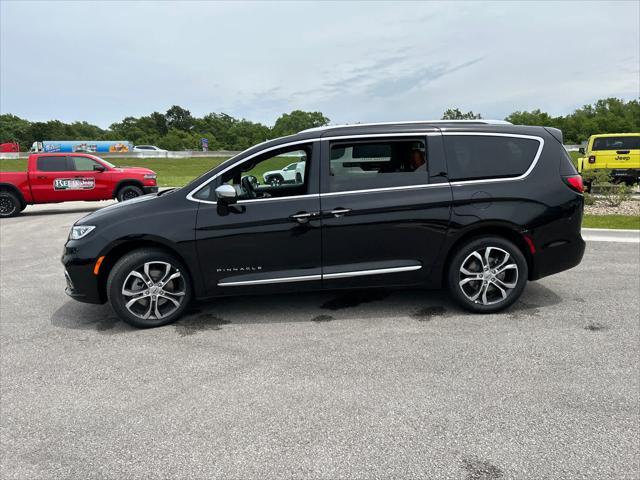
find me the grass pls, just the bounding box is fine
[0,156,296,187]
[582,214,640,230]
[3,153,638,230]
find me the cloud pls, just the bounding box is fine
[0,1,638,127]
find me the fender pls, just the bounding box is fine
[0,183,27,206]
[96,234,205,300]
[112,179,144,198]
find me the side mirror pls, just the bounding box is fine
[93,164,106,172]
[578,147,585,155]
[215,184,238,205]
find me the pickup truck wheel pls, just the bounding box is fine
[0,192,20,217]
[107,248,192,328]
[117,185,143,202]
[447,236,528,313]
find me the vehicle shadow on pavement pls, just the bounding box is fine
[50,282,563,335]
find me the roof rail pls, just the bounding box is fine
[301,119,511,133]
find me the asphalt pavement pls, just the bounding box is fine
[1,201,639,479]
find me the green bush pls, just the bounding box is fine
[583,192,596,206]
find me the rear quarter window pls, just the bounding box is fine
[444,135,540,181]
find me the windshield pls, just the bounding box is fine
[91,155,116,168]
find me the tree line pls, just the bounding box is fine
[0,97,637,151]
[0,108,329,152]
[442,98,639,143]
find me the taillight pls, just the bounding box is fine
[563,175,584,193]
[588,155,596,164]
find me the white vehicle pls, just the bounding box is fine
[133,145,167,152]
[262,161,306,186]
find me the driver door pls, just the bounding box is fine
[193,141,322,296]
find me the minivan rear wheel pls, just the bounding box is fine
[447,236,528,313]
[107,248,192,328]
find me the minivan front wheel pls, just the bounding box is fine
[447,236,528,313]
[107,248,192,328]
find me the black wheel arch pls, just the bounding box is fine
[0,183,27,209]
[113,179,144,198]
[438,221,534,286]
[96,237,200,303]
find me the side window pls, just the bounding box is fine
[36,156,70,172]
[327,139,427,193]
[193,144,312,201]
[71,156,101,171]
[444,135,540,181]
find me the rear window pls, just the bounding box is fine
[444,135,540,181]
[36,156,70,172]
[592,136,640,151]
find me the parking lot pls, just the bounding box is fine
[1,202,639,479]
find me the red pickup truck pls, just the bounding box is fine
[0,153,158,217]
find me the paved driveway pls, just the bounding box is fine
[1,202,638,479]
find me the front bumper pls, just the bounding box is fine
[143,186,159,194]
[62,245,106,304]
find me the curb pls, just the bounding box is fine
[582,228,640,243]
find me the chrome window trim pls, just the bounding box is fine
[186,138,314,204]
[322,183,448,197]
[186,131,545,204]
[218,264,422,286]
[194,193,319,206]
[442,132,544,186]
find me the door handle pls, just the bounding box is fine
[289,211,319,224]
[36,175,47,180]
[329,208,351,218]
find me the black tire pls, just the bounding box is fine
[107,248,192,328]
[0,191,21,218]
[447,236,528,313]
[295,172,303,183]
[116,185,143,202]
[267,175,283,187]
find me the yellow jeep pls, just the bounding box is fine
[577,133,640,186]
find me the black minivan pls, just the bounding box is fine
[62,121,585,328]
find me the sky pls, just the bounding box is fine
[1,0,639,128]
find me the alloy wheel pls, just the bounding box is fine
[123,190,139,200]
[458,247,519,306]
[121,261,186,320]
[0,196,16,216]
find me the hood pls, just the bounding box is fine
[113,166,156,174]
[76,192,159,224]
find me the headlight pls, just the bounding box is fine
[144,174,157,180]
[69,225,96,240]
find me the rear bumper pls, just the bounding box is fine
[529,234,586,281]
